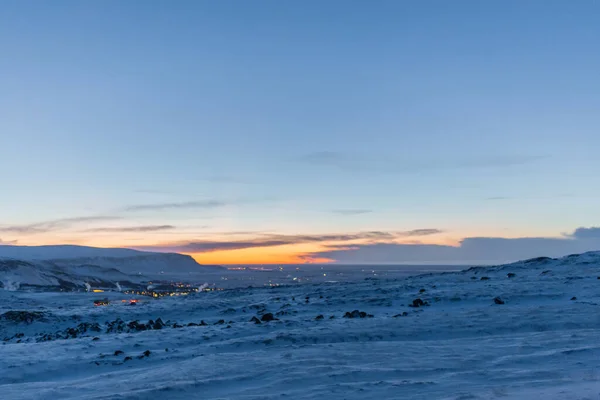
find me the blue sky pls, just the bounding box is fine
[1,1,599,264]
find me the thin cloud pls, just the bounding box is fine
[405,229,443,236]
[84,225,176,233]
[331,209,373,215]
[0,216,122,234]
[137,229,442,253]
[124,200,227,212]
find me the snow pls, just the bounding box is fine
[1,252,600,399]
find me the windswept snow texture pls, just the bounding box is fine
[2,252,600,399]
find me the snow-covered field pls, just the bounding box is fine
[2,253,600,399]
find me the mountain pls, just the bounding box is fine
[0,245,223,291]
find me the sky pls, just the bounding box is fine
[1,0,600,265]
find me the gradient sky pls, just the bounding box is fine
[1,1,600,264]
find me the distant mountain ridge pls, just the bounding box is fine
[0,244,168,260]
[0,245,223,291]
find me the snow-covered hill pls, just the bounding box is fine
[0,245,223,291]
[1,251,599,399]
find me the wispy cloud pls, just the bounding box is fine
[0,238,18,245]
[137,229,443,253]
[331,209,373,215]
[124,200,227,212]
[84,225,176,233]
[405,229,443,236]
[0,216,122,235]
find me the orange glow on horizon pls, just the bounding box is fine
[187,244,334,265]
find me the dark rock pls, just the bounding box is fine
[143,350,151,357]
[92,337,100,341]
[315,315,324,321]
[480,277,490,281]
[419,289,426,293]
[153,318,165,330]
[471,277,477,280]
[343,310,373,318]
[124,356,132,362]
[214,320,226,325]
[172,323,183,328]
[409,298,426,308]
[393,312,409,317]
[493,297,505,305]
[329,316,335,319]
[199,320,207,326]
[261,313,277,322]
[114,350,124,356]
[570,297,577,301]
[165,348,169,352]
[507,273,516,278]
[187,322,198,327]
[250,316,261,324]
[0,311,45,324]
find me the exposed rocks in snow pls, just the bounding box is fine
[250,316,261,324]
[153,318,165,329]
[571,297,577,301]
[409,298,428,308]
[494,297,505,305]
[507,273,516,278]
[419,289,426,293]
[343,310,373,318]
[315,315,324,321]
[480,277,490,281]
[393,312,409,317]
[214,320,225,325]
[261,313,277,322]
[0,311,46,324]
[114,350,124,356]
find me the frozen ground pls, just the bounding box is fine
[2,253,600,399]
